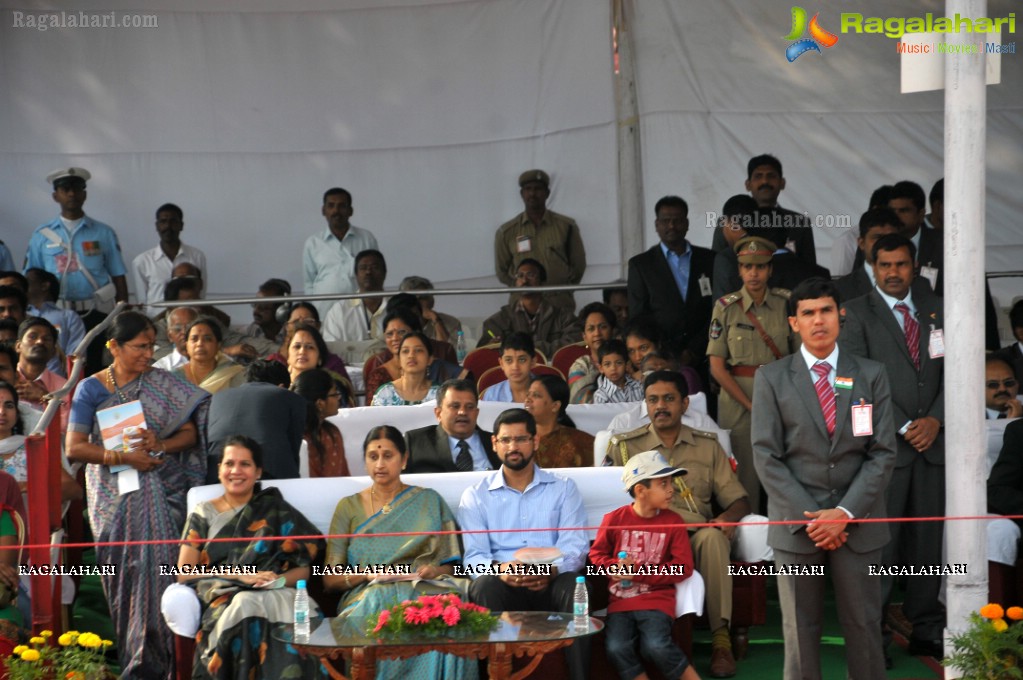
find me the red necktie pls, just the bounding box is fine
[894,302,920,370]
[812,361,836,437]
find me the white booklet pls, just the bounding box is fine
[95,400,148,494]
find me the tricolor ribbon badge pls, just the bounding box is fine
[784,6,839,62]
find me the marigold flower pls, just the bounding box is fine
[58,633,74,646]
[101,640,113,647]
[12,645,27,655]
[29,636,45,645]
[40,630,53,638]
[1007,606,1023,620]
[993,618,1009,632]
[19,649,41,661]
[980,603,1005,619]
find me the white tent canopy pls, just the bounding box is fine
[0,0,1020,319]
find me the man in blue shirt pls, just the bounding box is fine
[24,167,128,372]
[458,408,591,680]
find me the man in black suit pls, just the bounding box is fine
[840,233,946,661]
[988,418,1023,529]
[888,180,943,294]
[405,379,500,473]
[627,195,716,367]
[996,301,1023,382]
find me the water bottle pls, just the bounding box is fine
[617,551,633,589]
[456,330,467,363]
[294,579,310,638]
[572,575,589,632]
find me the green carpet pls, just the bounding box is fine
[690,578,942,679]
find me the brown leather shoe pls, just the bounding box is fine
[710,646,737,678]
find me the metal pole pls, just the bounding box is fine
[943,0,987,671]
[613,0,645,277]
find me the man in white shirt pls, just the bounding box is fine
[321,250,388,343]
[132,203,207,317]
[153,306,199,371]
[985,356,1023,420]
[302,188,379,316]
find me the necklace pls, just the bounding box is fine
[107,365,142,404]
[370,483,404,515]
[221,494,246,512]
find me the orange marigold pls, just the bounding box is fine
[980,603,1005,619]
[1006,606,1023,620]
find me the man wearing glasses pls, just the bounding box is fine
[458,408,591,680]
[984,357,1022,420]
[606,370,751,677]
[627,195,716,371]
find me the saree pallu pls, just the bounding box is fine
[183,487,325,679]
[174,354,246,395]
[70,368,209,679]
[536,426,595,468]
[326,486,476,680]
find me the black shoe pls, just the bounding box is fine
[907,637,943,658]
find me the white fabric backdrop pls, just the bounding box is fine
[0,0,1020,321]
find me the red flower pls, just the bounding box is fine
[404,606,430,625]
[373,609,392,633]
[442,605,461,626]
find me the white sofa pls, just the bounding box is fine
[162,467,712,638]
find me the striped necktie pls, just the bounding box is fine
[812,361,836,437]
[894,302,920,370]
[455,440,473,472]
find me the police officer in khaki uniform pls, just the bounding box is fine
[708,236,795,514]
[494,169,587,313]
[606,369,750,678]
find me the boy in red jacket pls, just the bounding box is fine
[589,450,700,680]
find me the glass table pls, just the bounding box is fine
[276,611,603,680]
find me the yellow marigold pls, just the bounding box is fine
[40,630,53,638]
[980,603,1005,619]
[19,649,41,662]
[58,633,73,646]
[79,633,102,648]
[993,618,1009,632]
[12,645,27,655]
[29,636,45,645]
[1007,606,1023,620]
[101,639,113,648]
[66,630,79,636]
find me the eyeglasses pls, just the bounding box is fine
[122,342,155,353]
[496,435,532,446]
[384,329,409,339]
[584,323,610,333]
[986,379,1018,389]
[515,271,542,282]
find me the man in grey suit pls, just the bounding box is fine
[752,278,896,680]
[405,379,500,473]
[840,233,946,659]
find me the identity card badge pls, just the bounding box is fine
[928,326,945,358]
[516,235,532,253]
[699,275,712,297]
[920,265,939,290]
[851,399,873,437]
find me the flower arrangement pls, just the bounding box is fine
[3,630,113,680]
[944,603,1023,679]
[369,594,498,639]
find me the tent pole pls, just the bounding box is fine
[943,0,988,673]
[613,0,644,280]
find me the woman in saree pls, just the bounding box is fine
[174,317,246,394]
[66,311,210,679]
[524,374,594,468]
[567,302,616,404]
[177,435,325,679]
[324,425,475,680]
[291,368,350,477]
[0,470,25,656]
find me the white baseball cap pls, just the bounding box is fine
[621,450,686,492]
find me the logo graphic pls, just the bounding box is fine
[784,7,839,61]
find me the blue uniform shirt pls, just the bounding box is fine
[24,216,126,302]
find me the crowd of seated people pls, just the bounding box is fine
[2,156,1016,680]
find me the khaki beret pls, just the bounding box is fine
[518,169,550,187]
[734,235,776,264]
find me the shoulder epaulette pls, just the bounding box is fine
[690,428,720,441]
[771,288,792,299]
[608,426,648,446]
[716,293,741,308]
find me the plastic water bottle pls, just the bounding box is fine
[618,551,633,589]
[456,330,467,363]
[572,575,589,632]
[294,579,310,638]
